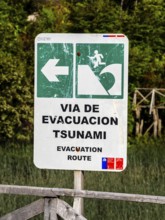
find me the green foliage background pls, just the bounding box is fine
[0,1,165,219]
[0,0,165,142]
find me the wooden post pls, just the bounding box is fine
[135,107,141,136]
[140,119,144,135]
[153,109,158,137]
[73,171,84,215]
[44,198,59,220]
[0,199,44,220]
[158,119,162,137]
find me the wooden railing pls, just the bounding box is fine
[133,88,165,113]
[0,184,165,219]
[133,88,165,136]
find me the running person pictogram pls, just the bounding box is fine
[88,50,106,68]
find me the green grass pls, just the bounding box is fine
[0,138,165,219]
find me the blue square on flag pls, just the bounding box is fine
[102,158,107,169]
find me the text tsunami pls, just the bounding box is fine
[53,130,106,139]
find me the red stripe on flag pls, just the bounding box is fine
[107,158,115,169]
[103,35,116,37]
[116,35,125,37]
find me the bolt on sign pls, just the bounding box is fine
[34,33,129,172]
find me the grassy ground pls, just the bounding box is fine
[0,137,165,219]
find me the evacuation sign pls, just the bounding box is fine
[34,33,129,172]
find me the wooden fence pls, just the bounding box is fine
[0,184,165,219]
[133,88,165,137]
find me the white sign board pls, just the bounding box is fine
[34,33,128,172]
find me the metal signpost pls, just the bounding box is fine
[34,33,128,215]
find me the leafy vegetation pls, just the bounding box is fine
[0,0,165,142]
[0,1,165,218]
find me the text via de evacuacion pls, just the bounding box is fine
[42,104,119,140]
